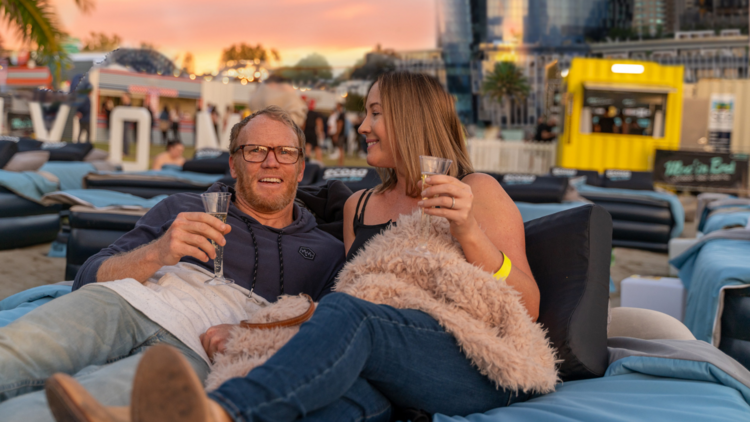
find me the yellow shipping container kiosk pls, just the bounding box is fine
[559,58,684,172]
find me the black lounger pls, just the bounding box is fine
[0,192,62,250]
[719,287,750,370]
[488,174,570,204]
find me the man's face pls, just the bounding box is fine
[229,115,305,213]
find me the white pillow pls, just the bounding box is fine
[3,150,50,172]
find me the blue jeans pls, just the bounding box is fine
[210,293,531,422]
[0,285,209,422]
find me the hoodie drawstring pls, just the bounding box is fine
[241,217,284,295]
[277,231,285,294]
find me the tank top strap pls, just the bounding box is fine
[353,188,375,226]
[458,172,473,181]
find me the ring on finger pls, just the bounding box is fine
[449,197,456,209]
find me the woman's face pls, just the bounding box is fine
[359,82,396,168]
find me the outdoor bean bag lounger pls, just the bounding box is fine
[183,150,231,175]
[697,197,750,234]
[14,138,93,162]
[671,228,750,370]
[62,206,149,281]
[0,162,97,250]
[488,174,570,204]
[721,287,750,370]
[550,167,603,187]
[316,167,382,192]
[574,183,684,252]
[601,169,654,190]
[83,169,228,198]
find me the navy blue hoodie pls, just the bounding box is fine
[73,183,345,302]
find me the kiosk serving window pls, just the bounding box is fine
[580,86,669,138]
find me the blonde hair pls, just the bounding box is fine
[229,105,305,153]
[373,72,473,197]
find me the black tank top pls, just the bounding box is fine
[346,173,472,261]
[346,189,391,261]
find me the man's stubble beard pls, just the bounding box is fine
[234,164,299,214]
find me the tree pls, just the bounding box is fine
[82,32,121,52]
[276,53,333,83]
[0,0,94,87]
[181,52,195,74]
[350,52,395,80]
[220,43,280,67]
[140,41,158,51]
[482,62,530,128]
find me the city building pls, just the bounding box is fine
[466,0,610,128]
[394,49,447,88]
[590,30,749,82]
[632,0,668,37]
[437,0,473,122]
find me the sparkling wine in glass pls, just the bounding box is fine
[416,155,453,252]
[201,192,234,285]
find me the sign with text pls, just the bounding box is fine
[708,94,734,152]
[653,149,749,190]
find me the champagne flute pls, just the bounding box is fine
[201,192,234,285]
[416,155,453,252]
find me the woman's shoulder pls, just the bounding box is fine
[462,172,514,209]
[462,173,505,192]
[344,189,369,215]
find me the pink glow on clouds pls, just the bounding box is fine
[3,0,436,73]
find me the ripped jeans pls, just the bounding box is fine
[0,285,209,421]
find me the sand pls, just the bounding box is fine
[0,243,67,300]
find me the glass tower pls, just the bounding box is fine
[484,0,610,47]
[437,0,474,123]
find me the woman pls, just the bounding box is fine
[46,73,545,422]
[152,140,186,170]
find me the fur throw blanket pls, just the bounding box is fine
[207,210,558,393]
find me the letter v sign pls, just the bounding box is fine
[29,101,80,142]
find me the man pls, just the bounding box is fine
[75,92,91,143]
[533,116,557,142]
[302,98,324,163]
[0,106,346,421]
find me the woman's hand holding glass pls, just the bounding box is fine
[418,174,478,240]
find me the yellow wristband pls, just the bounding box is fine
[493,253,512,281]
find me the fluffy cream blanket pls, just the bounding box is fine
[207,210,559,393]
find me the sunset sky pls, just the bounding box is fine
[2,0,437,74]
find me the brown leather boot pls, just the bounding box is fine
[131,344,222,422]
[45,373,130,422]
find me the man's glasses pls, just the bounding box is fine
[233,144,303,164]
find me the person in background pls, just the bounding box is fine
[210,104,220,136]
[222,105,234,135]
[159,106,171,144]
[332,102,347,166]
[170,106,181,141]
[76,92,91,143]
[302,99,324,163]
[532,116,557,142]
[152,139,186,170]
[120,93,133,156]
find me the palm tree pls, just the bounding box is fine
[482,62,530,129]
[0,0,94,86]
